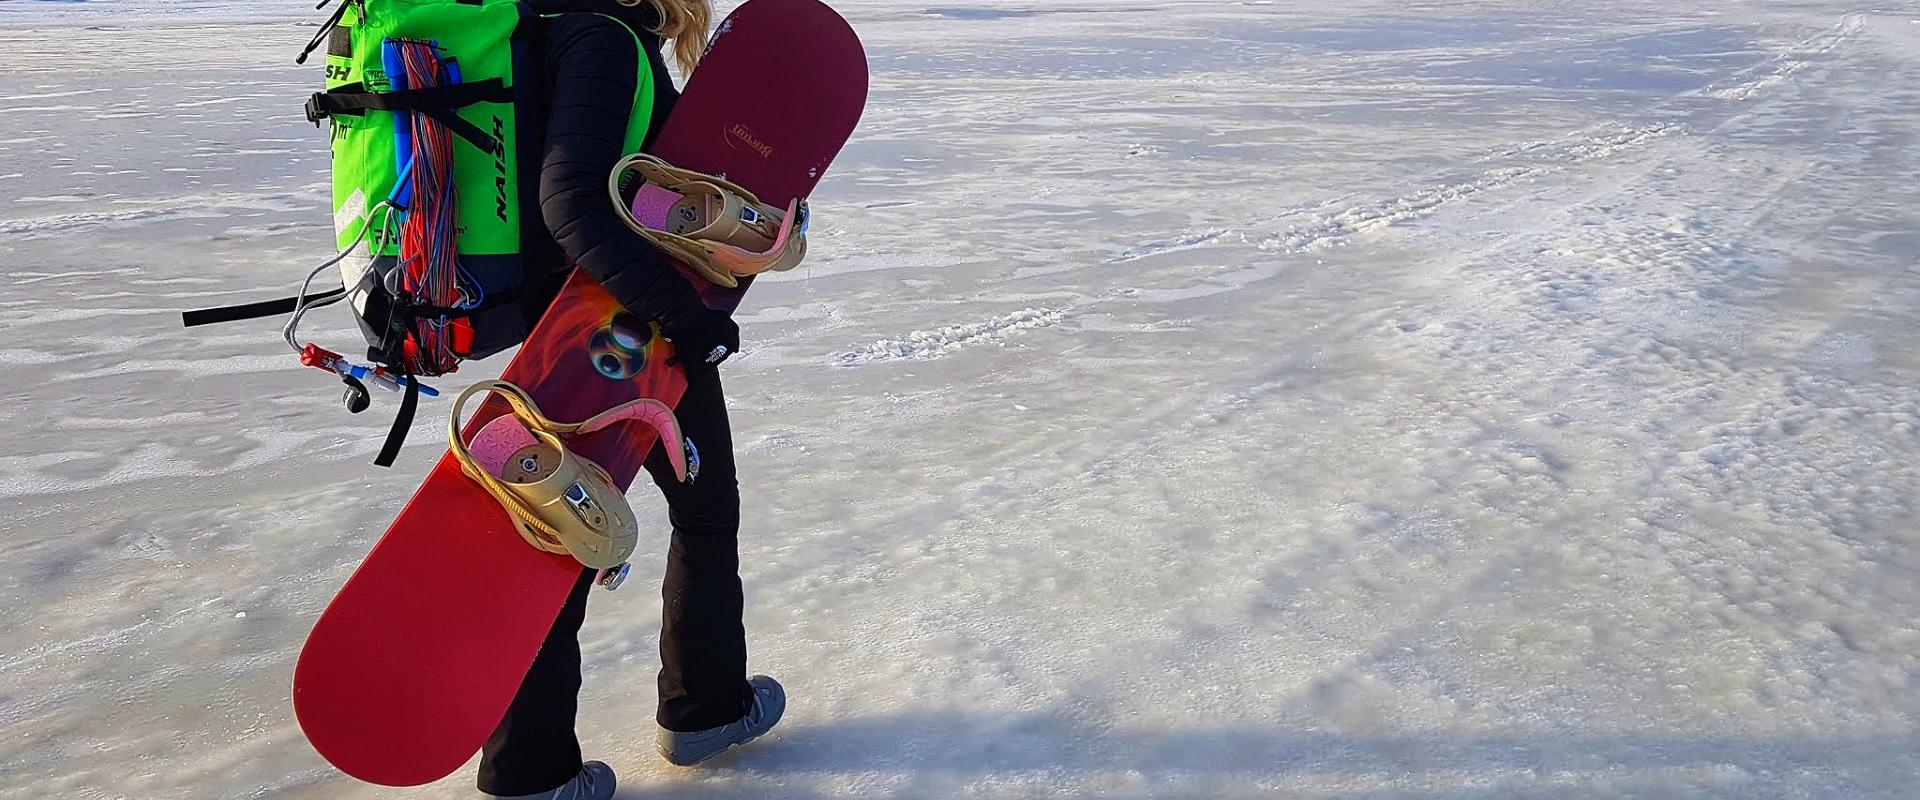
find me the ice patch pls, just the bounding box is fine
[2,89,103,101]
[1702,14,1862,101]
[0,206,208,238]
[0,104,91,114]
[1,597,225,672]
[833,307,1067,365]
[732,302,839,324]
[1108,228,1233,263]
[1263,125,1683,254]
[57,353,291,381]
[925,8,1036,20]
[0,306,170,327]
[0,190,315,239]
[0,348,60,365]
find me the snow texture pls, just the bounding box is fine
[832,307,1066,364]
[4,1,1920,798]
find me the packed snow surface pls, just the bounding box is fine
[4,0,1919,797]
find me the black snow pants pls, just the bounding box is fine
[476,364,751,796]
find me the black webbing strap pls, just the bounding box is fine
[306,80,511,154]
[363,313,425,469]
[184,286,514,329]
[374,361,419,468]
[365,287,518,467]
[181,286,347,327]
[307,80,512,118]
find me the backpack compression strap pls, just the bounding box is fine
[306,79,514,155]
[181,285,515,329]
[180,286,348,327]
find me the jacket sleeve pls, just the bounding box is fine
[538,14,706,332]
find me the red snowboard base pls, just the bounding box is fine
[292,0,867,785]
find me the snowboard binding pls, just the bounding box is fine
[609,152,809,288]
[448,380,693,586]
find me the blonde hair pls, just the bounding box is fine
[618,0,712,76]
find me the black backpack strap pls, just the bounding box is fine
[374,363,421,468]
[307,80,513,116]
[307,80,513,154]
[182,285,347,327]
[185,283,516,330]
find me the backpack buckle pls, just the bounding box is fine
[305,92,331,126]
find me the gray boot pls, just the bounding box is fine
[655,675,785,766]
[486,760,614,800]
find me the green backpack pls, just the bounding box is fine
[185,0,655,465]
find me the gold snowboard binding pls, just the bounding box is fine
[448,380,693,589]
[609,152,808,288]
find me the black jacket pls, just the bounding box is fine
[523,7,704,333]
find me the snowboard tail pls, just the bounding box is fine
[292,0,867,785]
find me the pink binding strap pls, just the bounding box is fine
[707,198,801,275]
[461,397,689,482]
[579,398,689,481]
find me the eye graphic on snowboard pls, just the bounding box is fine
[587,312,654,379]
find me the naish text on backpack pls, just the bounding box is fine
[182,0,657,467]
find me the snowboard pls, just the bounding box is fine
[292,0,867,786]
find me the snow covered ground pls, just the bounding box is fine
[4,0,1920,797]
